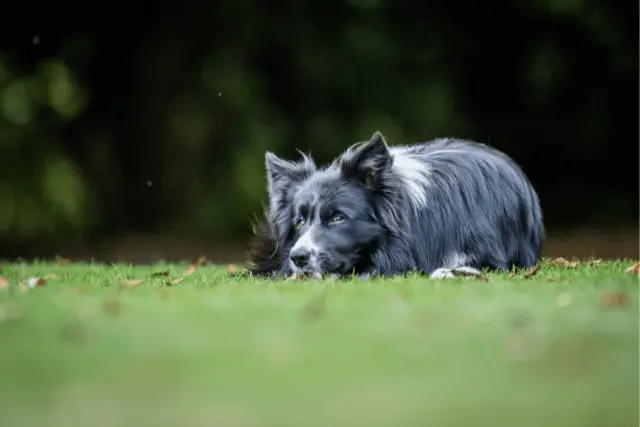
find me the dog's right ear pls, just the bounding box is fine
[339,131,392,190]
[265,151,316,209]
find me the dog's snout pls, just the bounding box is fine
[290,248,311,268]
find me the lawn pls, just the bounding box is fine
[0,258,638,427]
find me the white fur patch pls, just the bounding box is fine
[430,266,485,280]
[390,149,431,208]
[290,230,319,256]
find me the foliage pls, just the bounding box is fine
[0,0,636,241]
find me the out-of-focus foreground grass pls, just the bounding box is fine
[0,259,638,427]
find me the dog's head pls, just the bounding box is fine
[264,132,393,277]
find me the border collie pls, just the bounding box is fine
[246,131,544,280]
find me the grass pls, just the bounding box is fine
[0,259,638,427]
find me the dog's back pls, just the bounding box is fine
[387,138,544,273]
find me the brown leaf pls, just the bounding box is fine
[167,277,184,286]
[151,271,169,278]
[523,264,540,279]
[59,319,88,343]
[550,257,580,269]
[195,255,207,266]
[587,259,602,268]
[508,271,517,278]
[26,277,47,288]
[57,258,71,265]
[227,264,240,275]
[121,278,144,287]
[184,265,197,276]
[300,291,327,322]
[625,262,640,275]
[450,268,488,281]
[600,292,630,308]
[102,299,122,316]
[0,276,9,291]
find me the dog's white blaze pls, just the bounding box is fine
[391,150,431,208]
[290,230,320,260]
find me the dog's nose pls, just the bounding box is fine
[290,249,310,268]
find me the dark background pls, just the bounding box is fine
[0,0,637,263]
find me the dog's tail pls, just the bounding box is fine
[244,209,284,277]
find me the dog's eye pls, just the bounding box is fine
[294,219,305,231]
[329,214,346,224]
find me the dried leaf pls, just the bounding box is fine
[184,265,197,276]
[26,277,47,288]
[57,258,71,265]
[167,277,184,286]
[600,292,630,308]
[59,319,88,343]
[450,267,488,281]
[195,255,207,266]
[227,264,240,275]
[121,278,144,287]
[300,291,327,321]
[587,259,602,268]
[0,276,8,290]
[508,271,517,278]
[625,262,640,275]
[550,257,580,269]
[102,299,122,316]
[523,264,540,279]
[151,271,169,278]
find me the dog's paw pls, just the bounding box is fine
[430,266,487,281]
[429,268,456,279]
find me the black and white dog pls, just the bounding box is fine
[246,131,544,280]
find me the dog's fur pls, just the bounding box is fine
[246,131,544,279]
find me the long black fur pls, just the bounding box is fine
[246,131,544,279]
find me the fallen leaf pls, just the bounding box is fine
[450,267,488,281]
[600,292,630,308]
[121,279,144,287]
[167,277,184,286]
[508,271,517,278]
[227,264,240,275]
[184,265,197,276]
[0,276,8,290]
[151,271,169,278]
[102,299,122,316]
[59,319,88,344]
[300,291,327,321]
[57,258,71,265]
[549,257,580,269]
[196,255,207,266]
[26,277,47,288]
[625,262,640,275]
[587,259,602,268]
[523,264,540,279]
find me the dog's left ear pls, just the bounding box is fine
[339,131,392,189]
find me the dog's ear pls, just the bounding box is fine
[339,131,392,189]
[265,151,316,210]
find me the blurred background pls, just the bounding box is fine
[0,0,637,263]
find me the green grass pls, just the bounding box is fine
[0,259,638,427]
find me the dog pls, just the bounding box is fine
[246,131,544,280]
